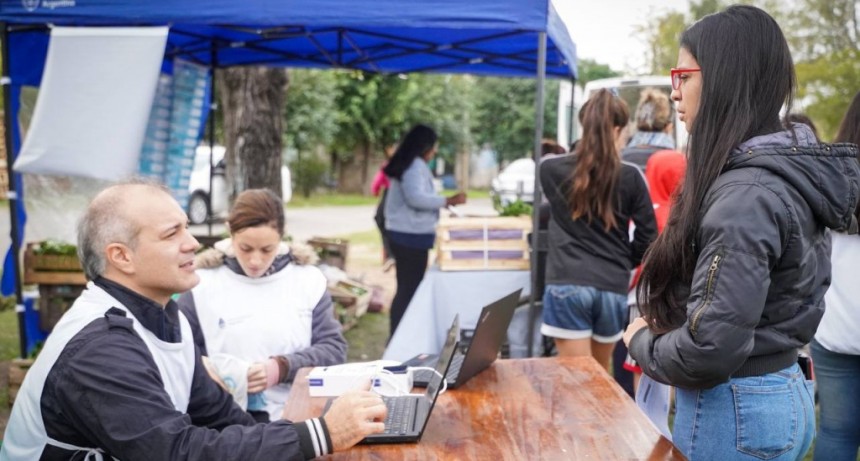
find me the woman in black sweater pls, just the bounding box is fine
[539,89,657,370]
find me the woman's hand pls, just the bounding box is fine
[445,192,467,206]
[248,358,282,393]
[623,317,649,347]
[247,362,268,393]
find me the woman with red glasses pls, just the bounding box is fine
[623,5,860,460]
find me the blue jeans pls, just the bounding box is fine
[810,339,860,460]
[673,364,815,460]
[540,284,627,342]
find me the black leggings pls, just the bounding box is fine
[388,240,429,339]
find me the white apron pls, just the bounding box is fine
[1,283,196,461]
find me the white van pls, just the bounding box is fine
[558,76,688,152]
[188,145,292,224]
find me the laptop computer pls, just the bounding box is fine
[404,289,522,389]
[359,314,460,444]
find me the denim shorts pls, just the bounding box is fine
[673,363,816,460]
[540,284,628,343]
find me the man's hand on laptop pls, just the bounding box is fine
[323,385,387,451]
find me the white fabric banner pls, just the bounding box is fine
[14,26,168,180]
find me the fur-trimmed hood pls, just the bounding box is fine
[195,238,319,270]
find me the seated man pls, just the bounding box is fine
[1,180,385,460]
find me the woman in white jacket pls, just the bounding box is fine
[178,189,347,422]
[811,90,860,461]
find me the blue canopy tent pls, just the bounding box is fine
[0,0,578,358]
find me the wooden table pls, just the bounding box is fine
[283,357,685,460]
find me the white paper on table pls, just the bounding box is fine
[635,374,673,441]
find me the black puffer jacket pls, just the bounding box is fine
[630,125,860,389]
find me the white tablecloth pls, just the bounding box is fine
[382,266,531,362]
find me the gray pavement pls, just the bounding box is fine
[189,204,381,243]
[0,197,495,252]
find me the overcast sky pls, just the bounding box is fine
[554,0,692,75]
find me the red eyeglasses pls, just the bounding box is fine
[670,68,701,90]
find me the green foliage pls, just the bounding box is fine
[289,155,328,198]
[404,74,474,170]
[688,0,727,20]
[288,193,379,207]
[328,71,473,170]
[0,308,20,360]
[332,71,415,158]
[499,200,533,217]
[284,69,339,152]
[634,0,860,142]
[471,76,559,162]
[0,295,15,312]
[576,59,622,88]
[32,240,77,256]
[635,10,687,75]
[796,48,860,141]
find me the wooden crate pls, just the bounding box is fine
[436,216,532,271]
[23,242,87,285]
[38,284,85,332]
[8,358,34,407]
[307,237,349,270]
[329,279,372,318]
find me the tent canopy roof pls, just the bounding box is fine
[1,0,577,82]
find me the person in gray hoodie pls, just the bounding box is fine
[622,6,860,460]
[383,124,466,339]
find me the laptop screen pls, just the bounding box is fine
[423,315,459,401]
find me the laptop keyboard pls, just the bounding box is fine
[412,353,464,385]
[383,396,416,434]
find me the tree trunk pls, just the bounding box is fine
[216,67,289,202]
[337,141,373,194]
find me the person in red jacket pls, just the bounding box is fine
[622,149,686,392]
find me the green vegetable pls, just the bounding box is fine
[33,240,78,256]
[499,200,532,217]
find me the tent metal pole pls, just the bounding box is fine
[1,21,28,358]
[527,32,546,357]
[567,77,576,149]
[206,43,217,236]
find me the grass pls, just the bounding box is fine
[0,307,20,412]
[466,188,491,199]
[0,308,19,362]
[288,189,489,208]
[336,229,382,246]
[343,312,389,363]
[288,193,379,208]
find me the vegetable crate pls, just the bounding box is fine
[330,279,371,317]
[23,242,87,285]
[436,216,532,271]
[307,237,349,270]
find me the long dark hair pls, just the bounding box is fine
[383,124,438,180]
[835,91,860,145]
[568,89,629,231]
[637,5,796,333]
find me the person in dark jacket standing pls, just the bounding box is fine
[623,6,860,460]
[540,89,657,370]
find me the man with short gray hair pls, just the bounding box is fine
[2,180,386,460]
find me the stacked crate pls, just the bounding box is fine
[436,216,532,271]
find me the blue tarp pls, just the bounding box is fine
[0,0,577,81]
[0,0,577,357]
